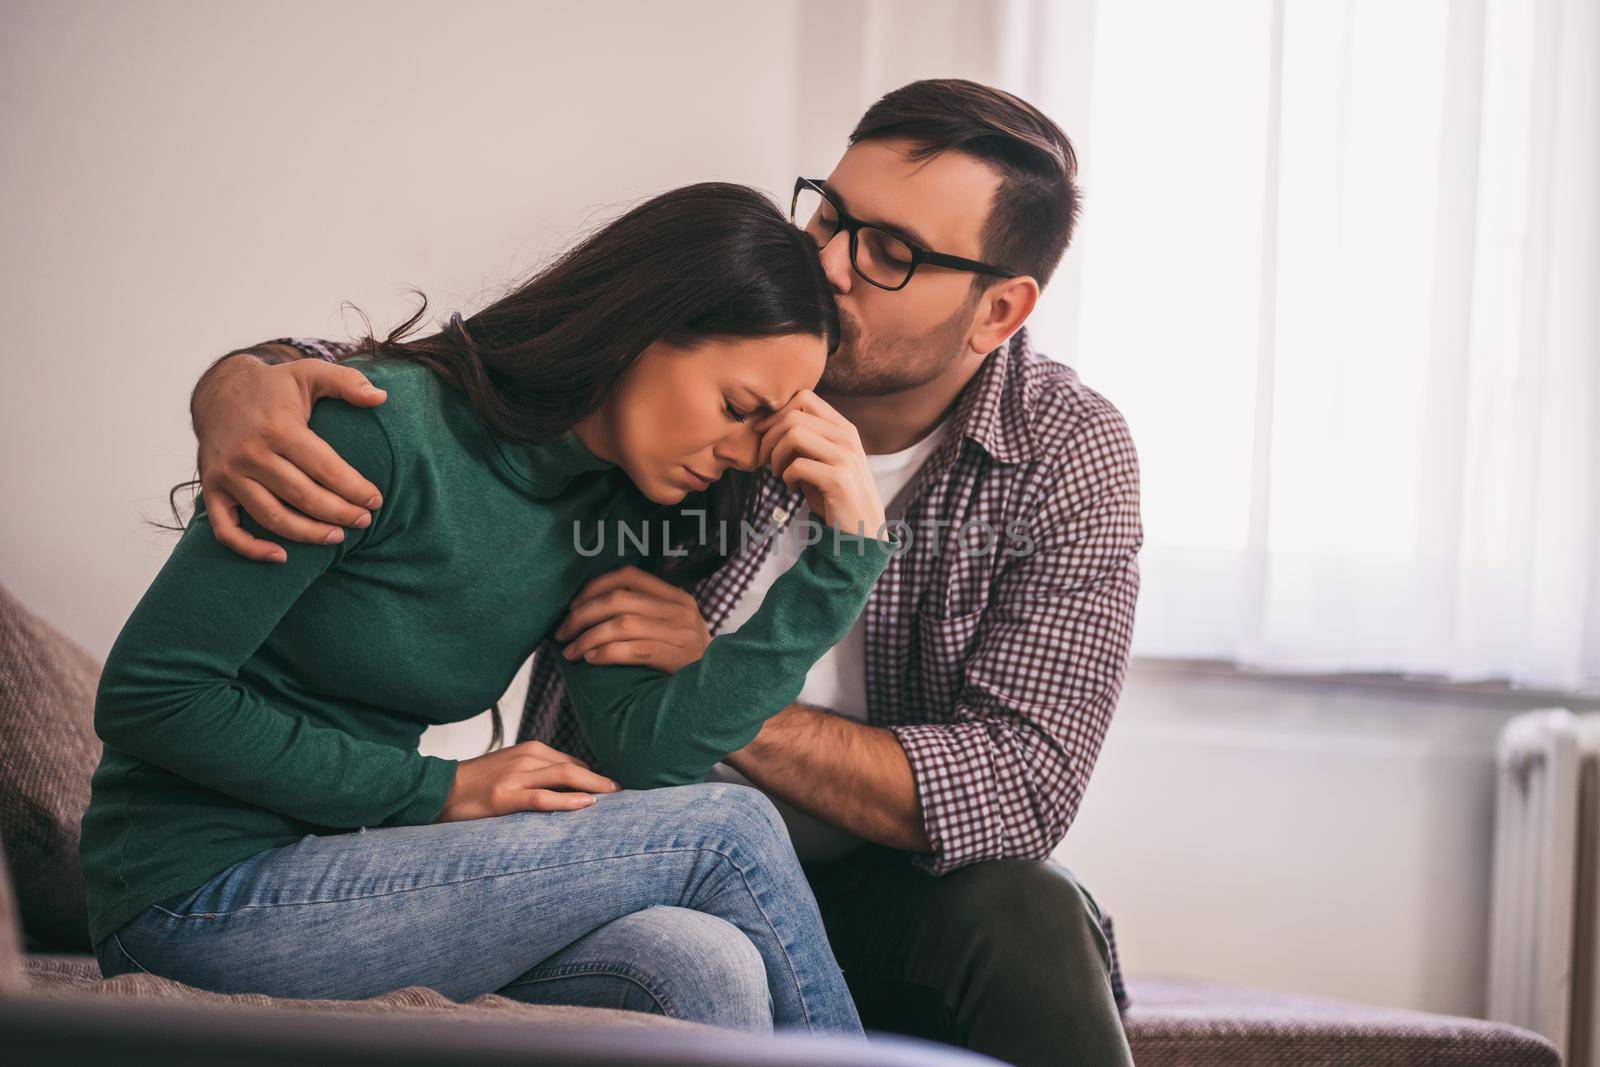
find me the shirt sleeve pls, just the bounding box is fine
[93,396,458,829]
[890,406,1143,874]
[559,530,899,789]
[257,337,365,363]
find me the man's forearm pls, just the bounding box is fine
[725,703,932,852]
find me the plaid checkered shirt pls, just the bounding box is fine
[269,327,1142,1010]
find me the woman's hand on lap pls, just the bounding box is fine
[435,740,619,822]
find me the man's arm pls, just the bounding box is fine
[189,342,318,427]
[724,703,932,851]
[189,338,389,562]
[738,406,1142,873]
[551,565,931,848]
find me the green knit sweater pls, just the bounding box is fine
[80,356,895,948]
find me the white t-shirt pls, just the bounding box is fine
[706,416,951,862]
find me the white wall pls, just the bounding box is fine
[1062,662,1600,1016]
[0,0,802,662]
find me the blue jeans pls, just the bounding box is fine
[95,783,861,1035]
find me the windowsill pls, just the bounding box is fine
[1129,654,1600,712]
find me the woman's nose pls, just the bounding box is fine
[714,427,762,473]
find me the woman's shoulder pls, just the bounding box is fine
[341,354,445,407]
[316,354,496,493]
[321,355,457,461]
[302,356,446,493]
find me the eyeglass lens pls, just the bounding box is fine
[792,185,916,288]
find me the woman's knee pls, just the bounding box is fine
[614,907,772,1032]
[696,784,794,863]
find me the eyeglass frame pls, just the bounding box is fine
[791,177,1020,292]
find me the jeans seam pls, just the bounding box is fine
[708,849,816,1031]
[685,786,820,1032]
[501,962,675,1017]
[109,933,156,977]
[150,845,744,918]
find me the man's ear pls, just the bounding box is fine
[968,275,1041,355]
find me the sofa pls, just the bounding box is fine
[0,581,1561,1065]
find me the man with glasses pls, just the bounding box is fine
[185,79,1141,1067]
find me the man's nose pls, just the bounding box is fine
[818,230,854,294]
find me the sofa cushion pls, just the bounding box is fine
[23,953,101,986]
[20,952,701,1030]
[0,584,102,951]
[1122,977,1560,1067]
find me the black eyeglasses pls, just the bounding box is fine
[790,176,1019,292]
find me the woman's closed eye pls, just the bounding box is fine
[724,400,751,423]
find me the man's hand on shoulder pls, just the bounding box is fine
[191,350,390,563]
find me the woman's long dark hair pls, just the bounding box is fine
[357,182,838,592]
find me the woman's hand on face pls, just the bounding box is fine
[435,740,619,822]
[754,391,888,537]
[555,566,711,674]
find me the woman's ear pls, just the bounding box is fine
[968,275,1041,355]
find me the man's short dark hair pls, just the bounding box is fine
[849,78,1080,290]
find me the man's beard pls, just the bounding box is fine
[817,299,975,398]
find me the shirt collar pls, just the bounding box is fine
[489,429,617,498]
[938,326,1041,469]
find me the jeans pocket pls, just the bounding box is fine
[150,844,292,919]
[96,930,154,979]
[149,885,206,916]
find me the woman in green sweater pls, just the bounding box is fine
[80,183,896,1034]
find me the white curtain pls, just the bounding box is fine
[953,0,1600,692]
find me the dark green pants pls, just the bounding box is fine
[804,846,1134,1067]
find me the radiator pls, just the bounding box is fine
[1488,707,1600,1066]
